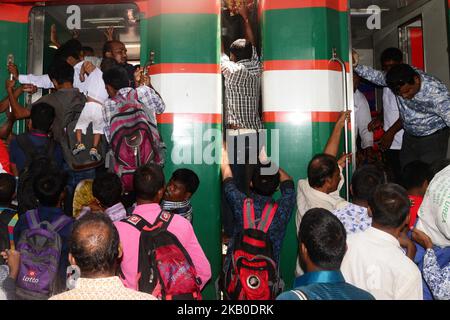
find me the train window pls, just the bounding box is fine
[28,3,140,100]
[398,17,424,71]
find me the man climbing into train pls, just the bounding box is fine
[353,51,450,170]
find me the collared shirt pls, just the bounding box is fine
[102,86,165,142]
[49,276,157,300]
[114,203,211,291]
[341,227,423,300]
[19,61,88,95]
[221,47,263,130]
[355,65,450,137]
[78,202,128,222]
[332,203,372,234]
[223,178,296,264]
[276,270,375,300]
[382,87,404,150]
[354,90,374,149]
[422,248,450,300]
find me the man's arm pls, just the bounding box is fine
[238,4,256,47]
[324,111,350,157]
[8,63,54,89]
[379,118,403,152]
[137,85,165,115]
[355,93,374,149]
[354,64,387,87]
[0,86,23,113]
[6,80,30,120]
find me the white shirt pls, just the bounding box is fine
[382,88,404,150]
[341,227,423,300]
[19,61,88,95]
[354,90,374,149]
[416,164,450,247]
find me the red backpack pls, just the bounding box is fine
[120,211,202,300]
[109,89,165,192]
[222,198,283,300]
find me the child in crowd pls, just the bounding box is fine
[73,64,109,161]
[401,161,431,230]
[161,169,200,223]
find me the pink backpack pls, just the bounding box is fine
[109,89,165,192]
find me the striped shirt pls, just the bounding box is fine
[221,47,263,130]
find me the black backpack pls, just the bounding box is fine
[120,212,202,300]
[0,208,18,265]
[16,134,60,215]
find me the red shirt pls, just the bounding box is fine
[0,139,11,174]
[408,195,423,229]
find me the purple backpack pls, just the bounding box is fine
[15,210,72,300]
[110,89,165,192]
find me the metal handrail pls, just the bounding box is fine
[329,48,350,201]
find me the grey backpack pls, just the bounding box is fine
[15,210,72,300]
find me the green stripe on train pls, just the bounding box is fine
[262,7,349,62]
[0,20,28,134]
[159,122,222,300]
[140,14,220,65]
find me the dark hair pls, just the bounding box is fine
[307,154,339,188]
[381,47,403,64]
[251,163,280,196]
[171,169,200,195]
[82,46,94,55]
[69,214,120,275]
[55,39,82,61]
[369,183,410,228]
[401,161,431,190]
[100,57,119,73]
[33,171,67,207]
[102,40,122,58]
[30,102,55,132]
[430,159,450,181]
[229,38,253,61]
[92,172,123,208]
[48,60,74,85]
[352,165,385,201]
[386,64,419,95]
[134,164,165,201]
[102,66,129,90]
[0,173,16,204]
[299,208,347,270]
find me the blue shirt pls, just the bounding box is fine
[13,206,73,286]
[9,132,65,173]
[332,203,372,234]
[355,65,450,137]
[277,270,375,300]
[223,178,296,264]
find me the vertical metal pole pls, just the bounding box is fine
[330,48,350,201]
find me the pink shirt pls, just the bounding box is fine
[114,203,211,291]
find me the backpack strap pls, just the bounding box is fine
[16,135,37,168]
[121,214,153,232]
[154,211,174,232]
[25,209,41,229]
[0,209,19,250]
[257,202,279,233]
[50,215,72,232]
[243,198,256,230]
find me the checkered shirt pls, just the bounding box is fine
[221,46,263,130]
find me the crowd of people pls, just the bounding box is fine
[0,3,450,301]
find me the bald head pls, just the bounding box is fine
[308,154,340,193]
[69,214,120,277]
